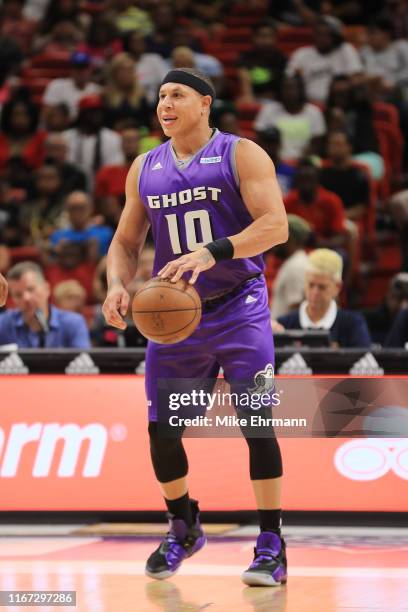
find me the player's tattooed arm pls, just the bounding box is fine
[158,248,215,284]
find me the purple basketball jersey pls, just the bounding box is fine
[138,130,264,299]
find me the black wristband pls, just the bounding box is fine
[204,238,234,262]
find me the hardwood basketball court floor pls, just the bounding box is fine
[0,526,407,611]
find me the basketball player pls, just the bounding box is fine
[103,68,288,586]
[0,273,7,307]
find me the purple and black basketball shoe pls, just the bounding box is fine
[145,500,206,580]
[241,531,288,586]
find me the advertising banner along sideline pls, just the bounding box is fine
[0,375,407,511]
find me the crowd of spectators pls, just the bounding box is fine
[1,0,408,349]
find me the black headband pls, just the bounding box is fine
[161,70,215,100]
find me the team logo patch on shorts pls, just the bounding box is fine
[248,363,275,394]
[200,156,222,164]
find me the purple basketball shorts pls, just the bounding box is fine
[145,276,275,422]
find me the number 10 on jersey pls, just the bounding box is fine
[165,211,213,254]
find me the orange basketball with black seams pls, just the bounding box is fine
[131,277,202,344]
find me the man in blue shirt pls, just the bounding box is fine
[0,261,90,349]
[50,191,113,259]
[277,249,371,348]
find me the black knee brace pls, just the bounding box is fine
[148,422,188,483]
[243,435,283,480]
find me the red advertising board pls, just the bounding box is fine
[0,375,407,511]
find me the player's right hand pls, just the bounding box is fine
[102,285,129,330]
[0,273,8,307]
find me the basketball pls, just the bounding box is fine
[132,276,202,344]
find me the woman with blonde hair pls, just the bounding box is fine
[104,52,150,130]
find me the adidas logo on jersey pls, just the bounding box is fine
[278,352,312,375]
[349,352,384,375]
[152,162,162,170]
[65,353,100,375]
[0,352,29,375]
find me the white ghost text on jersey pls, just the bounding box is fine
[147,186,221,209]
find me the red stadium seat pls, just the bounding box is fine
[240,128,256,139]
[351,160,377,240]
[230,3,267,16]
[220,28,253,44]
[23,55,72,104]
[264,253,282,303]
[223,67,240,98]
[342,25,367,49]
[203,47,238,67]
[238,119,255,131]
[30,52,71,70]
[9,246,42,265]
[25,54,71,99]
[225,16,261,27]
[21,67,71,80]
[217,41,253,53]
[374,120,403,196]
[373,102,401,131]
[236,101,262,120]
[320,159,377,265]
[276,26,313,56]
[351,161,377,243]
[79,2,105,15]
[23,77,51,99]
[29,53,70,78]
[81,304,97,326]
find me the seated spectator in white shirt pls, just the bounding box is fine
[271,215,311,319]
[42,52,101,122]
[286,16,363,102]
[361,15,408,95]
[63,95,124,190]
[123,30,168,105]
[255,74,326,161]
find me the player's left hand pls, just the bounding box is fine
[158,248,216,284]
